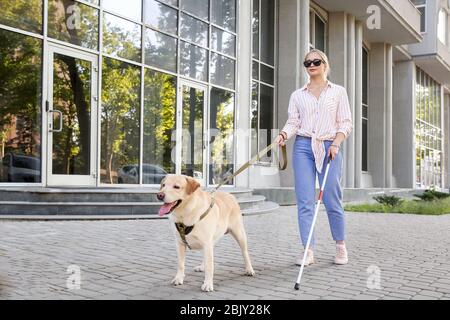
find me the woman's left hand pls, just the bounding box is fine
[328,145,340,160]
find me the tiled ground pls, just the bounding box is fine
[1,206,449,300]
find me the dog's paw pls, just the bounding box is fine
[171,274,185,286]
[194,265,205,272]
[245,266,255,276]
[201,281,214,292]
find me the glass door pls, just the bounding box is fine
[46,44,98,186]
[176,80,208,186]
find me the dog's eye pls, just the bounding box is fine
[174,185,180,189]
[162,184,165,187]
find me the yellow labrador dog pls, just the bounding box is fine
[157,174,255,292]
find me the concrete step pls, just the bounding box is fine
[0,187,255,203]
[0,195,268,216]
[0,198,278,219]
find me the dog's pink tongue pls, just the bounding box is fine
[158,203,174,216]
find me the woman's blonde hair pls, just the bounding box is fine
[304,49,331,77]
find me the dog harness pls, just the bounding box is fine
[174,194,216,250]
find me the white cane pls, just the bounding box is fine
[294,156,333,290]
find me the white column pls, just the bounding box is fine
[235,0,252,188]
[354,21,363,187]
[385,44,393,187]
[277,0,309,187]
[346,14,356,188]
[392,60,416,188]
[328,12,348,186]
[368,43,387,187]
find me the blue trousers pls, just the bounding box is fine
[293,135,345,248]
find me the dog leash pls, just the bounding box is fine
[175,140,288,249]
[210,141,287,194]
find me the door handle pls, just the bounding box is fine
[49,110,63,132]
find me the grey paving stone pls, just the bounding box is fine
[1,206,450,300]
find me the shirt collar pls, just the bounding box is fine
[301,79,334,91]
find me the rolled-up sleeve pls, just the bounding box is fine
[281,92,301,140]
[336,87,353,138]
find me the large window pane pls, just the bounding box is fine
[145,28,177,72]
[103,13,141,62]
[0,0,42,34]
[0,29,42,183]
[144,0,177,35]
[252,60,259,80]
[51,53,91,175]
[101,58,140,184]
[211,0,236,32]
[415,67,443,188]
[210,53,235,89]
[163,0,178,7]
[362,48,368,105]
[180,41,207,82]
[181,85,204,178]
[180,13,208,47]
[102,0,142,22]
[252,0,259,59]
[48,0,99,50]
[260,0,274,65]
[211,27,236,57]
[362,119,368,171]
[143,69,176,183]
[209,88,234,185]
[314,14,325,52]
[181,0,209,21]
[260,64,274,85]
[259,84,274,161]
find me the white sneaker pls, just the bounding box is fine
[295,248,315,266]
[334,243,348,265]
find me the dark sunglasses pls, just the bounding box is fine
[303,59,325,68]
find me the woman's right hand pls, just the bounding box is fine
[275,132,287,146]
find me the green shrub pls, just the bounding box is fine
[413,188,450,202]
[345,196,450,215]
[373,194,404,207]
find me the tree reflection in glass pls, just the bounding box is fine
[0,0,43,34]
[0,29,42,183]
[51,53,91,175]
[143,70,176,184]
[101,58,140,184]
[48,0,99,50]
[103,12,141,62]
[181,86,204,179]
[209,88,234,185]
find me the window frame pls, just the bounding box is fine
[362,45,369,173]
[250,0,278,165]
[309,6,328,53]
[412,0,427,33]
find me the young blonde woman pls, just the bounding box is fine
[275,49,353,266]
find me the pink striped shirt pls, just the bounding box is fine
[281,79,353,174]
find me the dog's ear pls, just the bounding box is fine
[185,176,200,195]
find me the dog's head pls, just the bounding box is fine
[156,174,201,216]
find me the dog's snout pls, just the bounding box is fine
[157,192,165,201]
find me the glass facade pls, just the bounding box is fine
[415,67,443,188]
[0,0,236,186]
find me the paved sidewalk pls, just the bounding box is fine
[1,206,450,300]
